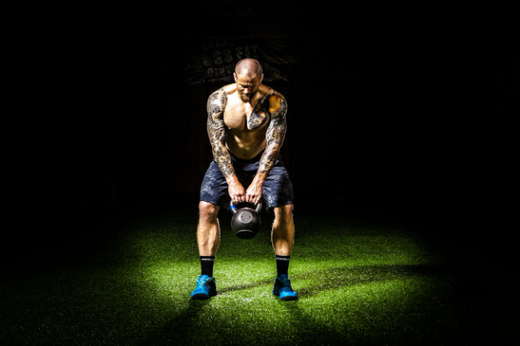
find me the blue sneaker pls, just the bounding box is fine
[191,275,217,300]
[273,274,298,300]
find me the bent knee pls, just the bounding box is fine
[274,204,294,223]
[199,201,220,223]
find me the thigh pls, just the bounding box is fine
[262,162,294,210]
[200,161,230,208]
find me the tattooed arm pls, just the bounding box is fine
[246,92,288,204]
[259,93,288,173]
[207,88,246,202]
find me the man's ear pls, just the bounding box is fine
[260,74,264,83]
[233,73,237,82]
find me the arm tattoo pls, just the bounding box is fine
[207,88,235,179]
[258,93,288,173]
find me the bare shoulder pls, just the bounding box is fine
[207,87,228,116]
[260,85,284,98]
[222,83,237,94]
[208,84,234,105]
[260,85,287,116]
[208,84,237,107]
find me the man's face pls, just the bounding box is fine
[234,73,263,102]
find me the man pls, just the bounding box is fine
[191,58,297,301]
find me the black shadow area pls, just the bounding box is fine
[139,300,210,345]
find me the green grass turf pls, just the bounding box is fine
[1,204,518,345]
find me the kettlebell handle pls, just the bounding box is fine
[229,200,263,214]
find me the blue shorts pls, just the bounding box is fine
[200,151,294,210]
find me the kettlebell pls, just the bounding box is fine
[229,200,263,239]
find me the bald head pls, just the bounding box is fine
[233,59,264,102]
[234,58,263,78]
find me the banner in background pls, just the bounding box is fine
[183,38,303,85]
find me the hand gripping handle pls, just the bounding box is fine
[229,200,263,214]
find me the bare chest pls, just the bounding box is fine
[223,100,269,131]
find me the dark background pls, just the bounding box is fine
[11,4,517,275]
[67,6,517,208]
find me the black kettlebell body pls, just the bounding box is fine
[230,201,263,239]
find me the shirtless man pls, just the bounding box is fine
[191,58,297,300]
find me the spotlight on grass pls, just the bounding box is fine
[1,208,467,345]
[119,210,459,345]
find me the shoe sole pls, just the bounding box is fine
[280,295,298,301]
[273,291,298,301]
[191,290,217,300]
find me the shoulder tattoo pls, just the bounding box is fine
[207,88,227,122]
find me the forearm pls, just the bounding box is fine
[211,142,238,184]
[255,142,282,184]
[207,123,239,184]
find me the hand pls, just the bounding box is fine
[228,180,246,204]
[246,179,263,205]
